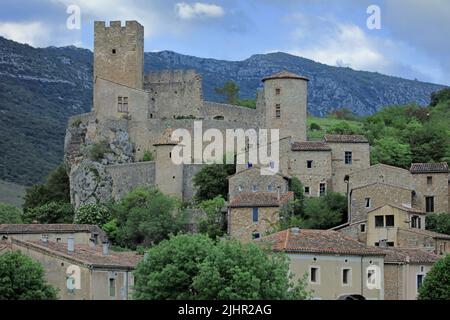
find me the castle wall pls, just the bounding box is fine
[183,164,204,201]
[105,162,155,201]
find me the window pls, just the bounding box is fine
[360,224,366,233]
[342,268,351,286]
[344,151,353,165]
[275,88,281,95]
[252,232,260,240]
[267,185,273,192]
[247,162,253,168]
[109,278,116,297]
[252,185,257,192]
[307,160,313,169]
[367,269,376,286]
[56,238,61,243]
[310,266,320,284]
[275,104,281,118]
[411,216,422,229]
[238,185,243,192]
[319,183,326,196]
[304,186,310,196]
[426,197,434,213]
[427,176,433,185]
[253,208,259,222]
[365,198,371,208]
[112,49,117,54]
[416,274,424,292]
[387,242,395,247]
[385,215,395,227]
[375,215,384,228]
[118,96,129,113]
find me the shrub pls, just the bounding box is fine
[0,202,22,224]
[310,123,321,131]
[142,150,154,162]
[23,202,74,224]
[90,140,110,161]
[418,254,450,300]
[74,203,112,225]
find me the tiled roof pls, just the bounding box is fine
[0,240,11,253]
[228,166,291,180]
[410,162,449,174]
[12,238,141,270]
[153,128,180,146]
[381,247,440,264]
[398,228,450,240]
[262,71,309,82]
[229,192,294,208]
[0,224,105,236]
[291,141,331,152]
[323,134,369,143]
[260,228,385,256]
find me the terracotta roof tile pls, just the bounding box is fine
[260,228,384,256]
[291,141,331,152]
[262,71,309,82]
[12,238,141,269]
[381,247,440,264]
[0,224,106,239]
[323,134,369,143]
[229,192,294,208]
[410,162,449,174]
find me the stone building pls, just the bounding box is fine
[228,191,293,242]
[65,20,373,209]
[381,247,440,300]
[259,228,386,300]
[0,224,141,300]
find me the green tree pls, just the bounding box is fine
[215,81,240,105]
[370,137,412,169]
[418,254,450,300]
[328,121,361,135]
[133,234,310,300]
[0,251,58,300]
[426,213,450,235]
[22,201,74,224]
[193,163,236,202]
[301,192,347,229]
[430,88,450,107]
[198,196,226,239]
[112,187,187,249]
[408,122,449,163]
[0,202,22,224]
[23,163,70,211]
[74,203,112,225]
[272,200,303,232]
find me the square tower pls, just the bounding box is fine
[94,21,144,90]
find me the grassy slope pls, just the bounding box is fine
[0,179,26,209]
[307,116,364,140]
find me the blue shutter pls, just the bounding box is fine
[253,208,259,222]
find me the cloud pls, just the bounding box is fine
[175,2,225,20]
[0,21,49,46]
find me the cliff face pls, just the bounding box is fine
[0,36,446,185]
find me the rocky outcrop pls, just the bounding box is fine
[69,160,113,209]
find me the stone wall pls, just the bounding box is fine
[412,172,449,213]
[384,264,403,300]
[229,206,279,243]
[105,162,155,201]
[183,164,204,201]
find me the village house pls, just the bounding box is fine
[259,228,386,300]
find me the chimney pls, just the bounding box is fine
[102,241,109,256]
[41,234,48,244]
[291,227,300,235]
[68,237,75,253]
[379,239,388,248]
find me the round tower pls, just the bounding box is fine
[262,71,309,141]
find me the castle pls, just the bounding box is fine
[65,20,450,248]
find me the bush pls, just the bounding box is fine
[74,203,112,225]
[327,121,361,135]
[418,254,450,300]
[426,213,450,235]
[102,218,119,243]
[141,150,154,162]
[193,163,236,202]
[133,234,310,300]
[90,140,110,161]
[310,123,321,131]
[0,251,58,300]
[23,202,74,224]
[301,192,347,229]
[198,196,226,239]
[112,187,187,249]
[0,202,22,224]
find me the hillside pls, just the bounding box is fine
[0,180,26,209]
[0,36,446,185]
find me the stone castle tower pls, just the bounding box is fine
[94,21,144,90]
[262,72,308,141]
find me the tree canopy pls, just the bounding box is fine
[193,163,236,202]
[133,234,310,300]
[418,254,450,300]
[0,202,22,224]
[0,251,58,300]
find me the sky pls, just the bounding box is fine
[0,0,449,85]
